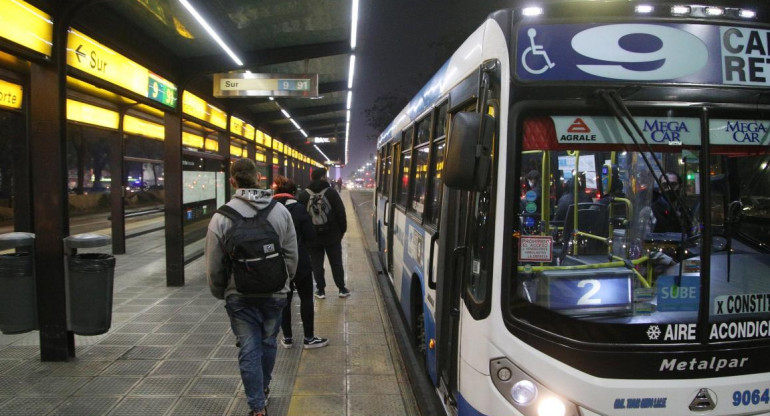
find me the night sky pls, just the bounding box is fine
[342,0,512,177]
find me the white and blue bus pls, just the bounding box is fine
[374,2,770,415]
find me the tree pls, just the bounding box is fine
[363,91,409,141]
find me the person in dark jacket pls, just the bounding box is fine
[297,168,350,298]
[272,175,329,349]
[553,174,592,223]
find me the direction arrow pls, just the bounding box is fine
[75,44,86,63]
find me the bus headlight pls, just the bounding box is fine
[538,397,566,416]
[491,357,579,416]
[511,380,537,405]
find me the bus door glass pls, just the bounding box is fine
[707,117,770,335]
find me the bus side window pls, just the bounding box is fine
[410,116,432,216]
[426,103,448,226]
[396,128,413,207]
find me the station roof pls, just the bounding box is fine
[32,0,354,165]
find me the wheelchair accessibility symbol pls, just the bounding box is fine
[521,28,555,75]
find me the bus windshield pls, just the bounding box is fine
[510,111,770,345]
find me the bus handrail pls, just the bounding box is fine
[517,255,651,288]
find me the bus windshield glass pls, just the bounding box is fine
[511,111,770,344]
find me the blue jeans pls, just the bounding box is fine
[225,295,287,411]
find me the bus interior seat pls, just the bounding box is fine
[555,203,610,263]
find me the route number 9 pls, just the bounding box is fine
[571,24,708,80]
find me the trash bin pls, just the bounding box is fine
[0,232,36,334]
[64,233,115,336]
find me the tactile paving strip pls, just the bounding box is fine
[130,376,191,395]
[138,333,185,346]
[74,376,141,396]
[154,323,196,333]
[349,394,407,415]
[121,346,171,360]
[115,323,160,334]
[185,376,240,395]
[171,397,231,415]
[106,396,176,415]
[200,360,240,376]
[101,360,158,376]
[167,345,216,360]
[0,397,62,415]
[21,376,89,397]
[183,333,225,345]
[49,396,121,416]
[0,376,36,395]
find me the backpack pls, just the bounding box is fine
[216,199,288,294]
[305,188,332,232]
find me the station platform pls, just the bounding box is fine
[0,190,420,415]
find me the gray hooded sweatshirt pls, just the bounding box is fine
[205,188,298,300]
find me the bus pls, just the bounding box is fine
[373,2,770,415]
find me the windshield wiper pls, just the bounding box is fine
[598,89,696,284]
[597,90,696,230]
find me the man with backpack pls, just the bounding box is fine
[205,158,298,416]
[271,175,329,349]
[298,168,350,298]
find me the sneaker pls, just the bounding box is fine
[314,290,326,299]
[338,288,351,298]
[280,337,293,349]
[303,336,329,349]
[249,410,267,416]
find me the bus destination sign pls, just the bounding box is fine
[516,23,770,87]
[213,73,319,98]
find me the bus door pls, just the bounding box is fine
[434,185,471,405]
[385,141,401,276]
[376,145,392,268]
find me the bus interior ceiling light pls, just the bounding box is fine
[671,5,690,15]
[522,7,544,17]
[179,0,243,66]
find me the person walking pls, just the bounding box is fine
[298,168,350,298]
[272,175,329,349]
[205,159,298,416]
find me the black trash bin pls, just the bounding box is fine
[0,232,37,334]
[65,233,115,335]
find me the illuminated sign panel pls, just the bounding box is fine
[230,116,255,140]
[182,91,226,129]
[182,132,204,149]
[0,79,23,110]
[67,99,119,129]
[0,0,52,56]
[307,136,337,144]
[124,115,164,140]
[213,72,319,98]
[205,138,219,152]
[67,29,177,108]
[230,115,255,139]
[230,144,245,157]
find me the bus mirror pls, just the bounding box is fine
[445,112,494,191]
